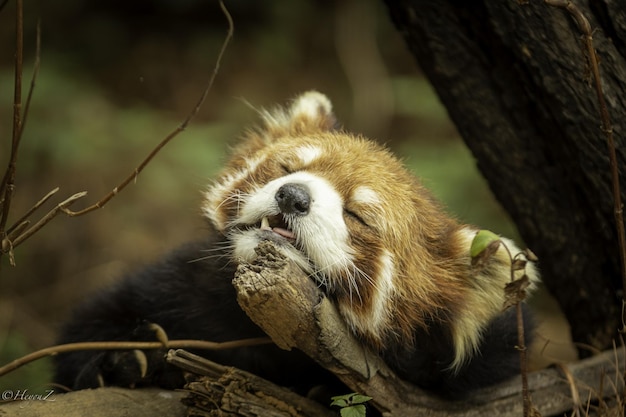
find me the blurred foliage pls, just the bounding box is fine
[0,0,544,390]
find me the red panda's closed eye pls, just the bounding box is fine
[344,208,369,228]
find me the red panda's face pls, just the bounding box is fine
[202,92,454,343]
[207,132,412,298]
[202,92,539,360]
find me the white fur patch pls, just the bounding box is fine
[337,250,395,344]
[233,171,355,282]
[261,91,332,131]
[291,91,332,120]
[295,145,322,166]
[369,251,395,330]
[203,155,267,228]
[449,227,540,371]
[351,186,381,206]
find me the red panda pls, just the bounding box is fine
[54,91,539,396]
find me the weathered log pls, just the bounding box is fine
[232,241,625,416]
[167,349,335,417]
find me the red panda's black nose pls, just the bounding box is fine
[275,183,311,215]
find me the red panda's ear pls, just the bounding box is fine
[261,91,337,137]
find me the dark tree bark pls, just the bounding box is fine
[383,0,626,353]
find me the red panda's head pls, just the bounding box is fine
[203,91,539,370]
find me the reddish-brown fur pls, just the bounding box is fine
[203,92,539,368]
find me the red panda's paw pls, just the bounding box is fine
[447,226,541,371]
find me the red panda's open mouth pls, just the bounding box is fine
[260,215,296,241]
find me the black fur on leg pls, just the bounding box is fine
[382,303,534,398]
[54,236,334,392]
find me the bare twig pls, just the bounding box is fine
[544,0,626,333]
[555,362,584,417]
[0,2,233,263]
[0,12,43,265]
[63,0,234,217]
[0,337,271,378]
[19,19,41,140]
[0,0,24,253]
[9,191,87,249]
[5,187,58,236]
[500,244,534,417]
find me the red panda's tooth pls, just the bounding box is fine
[260,217,271,230]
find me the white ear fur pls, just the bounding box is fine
[290,90,333,120]
[262,90,336,133]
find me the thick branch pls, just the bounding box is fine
[232,241,626,417]
[167,349,335,417]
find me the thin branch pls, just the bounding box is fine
[0,0,24,251]
[5,187,58,236]
[0,11,42,266]
[63,1,234,217]
[8,191,87,249]
[1,2,233,264]
[543,0,626,332]
[0,337,272,378]
[19,19,41,140]
[500,244,534,417]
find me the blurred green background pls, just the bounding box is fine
[0,0,574,394]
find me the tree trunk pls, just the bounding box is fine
[382,0,626,353]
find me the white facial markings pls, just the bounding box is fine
[203,155,267,228]
[351,186,381,206]
[233,170,355,282]
[338,250,395,343]
[295,145,322,166]
[370,251,395,330]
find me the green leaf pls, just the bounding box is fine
[331,398,350,408]
[470,230,501,258]
[340,404,367,417]
[331,393,355,407]
[347,394,372,405]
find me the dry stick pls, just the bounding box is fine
[555,362,584,417]
[0,337,272,378]
[63,1,234,218]
[10,191,87,248]
[0,19,43,262]
[1,1,233,256]
[18,20,41,144]
[544,0,626,331]
[5,187,58,236]
[0,0,24,249]
[501,244,533,417]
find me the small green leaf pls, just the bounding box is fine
[331,398,350,408]
[331,393,355,408]
[340,404,367,417]
[470,230,501,258]
[348,394,372,405]
[470,230,502,269]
